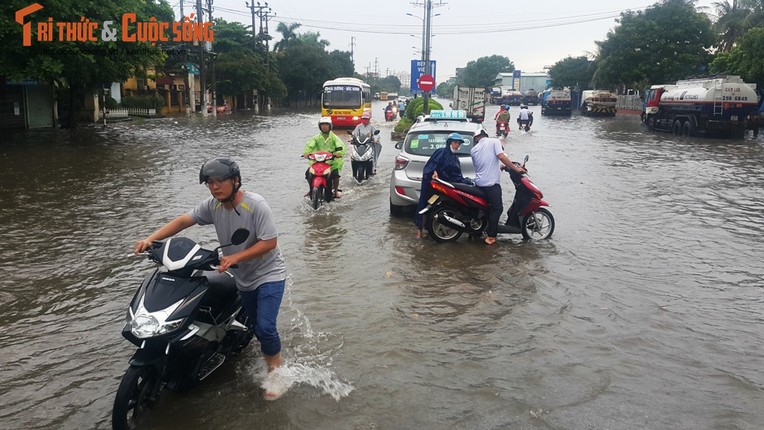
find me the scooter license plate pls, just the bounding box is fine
[427,195,439,204]
[337,116,346,120]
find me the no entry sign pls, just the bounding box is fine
[417,74,435,92]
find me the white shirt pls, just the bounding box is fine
[470,137,504,187]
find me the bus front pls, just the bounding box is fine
[322,84,367,128]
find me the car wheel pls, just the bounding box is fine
[389,200,407,217]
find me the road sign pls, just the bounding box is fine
[410,60,437,94]
[417,74,435,92]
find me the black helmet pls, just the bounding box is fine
[199,157,241,184]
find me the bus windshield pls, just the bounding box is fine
[323,85,362,108]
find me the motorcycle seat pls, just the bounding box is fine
[452,182,486,197]
[199,271,239,321]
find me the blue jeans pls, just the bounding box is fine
[238,280,285,356]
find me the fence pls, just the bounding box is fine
[99,108,157,119]
[617,95,642,111]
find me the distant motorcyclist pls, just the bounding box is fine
[304,117,346,198]
[517,104,533,130]
[352,112,381,174]
[495,105,511,135]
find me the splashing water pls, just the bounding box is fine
[252,275,354,401]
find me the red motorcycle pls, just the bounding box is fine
[384,106,398,121]
[305,151,335,209]
[496,121,509,137]
[419,156,554,242]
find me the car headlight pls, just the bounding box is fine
[129,297,185,338]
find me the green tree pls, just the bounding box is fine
[593,0,713,88]
[458,55,514,87]
[436,79,457,98]
[549,56,594,90]
[711,0,749,51]
[0,0,174,127]
[710,26,764,85]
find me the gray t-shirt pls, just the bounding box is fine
[189,191,286,291]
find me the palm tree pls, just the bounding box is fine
[274,22,301,52]
[741,0,764,27]
[712,0,750,52]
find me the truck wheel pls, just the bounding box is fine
[681,121,694,137]
[672,120,682,135]
[646,116,656,131]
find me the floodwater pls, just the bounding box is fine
[1,101,763,430]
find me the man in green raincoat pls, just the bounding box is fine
[303,116,347,198]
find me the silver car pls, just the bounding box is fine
[389,113,483,215]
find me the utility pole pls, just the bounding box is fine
[422,0,431,114]
[196,0,207,116]
[349,36,355,64]
[246,1,258,50]
[206,0,216,116]
[262,6,275,69]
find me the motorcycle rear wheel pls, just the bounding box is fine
[112,365,159,430]
[427,207,463,242]
[521,208,555,240]
[311,186,323,210]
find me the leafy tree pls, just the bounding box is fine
[366,75,401,94]
[549,56,594,90]
[436,79,457,98]
[273,22,301,52]
[210,19,285,101]
[458,55,514,87]
[710,26,764,85]
[711,0,749,51]
[593,0,713,88]
[328,50,355,78]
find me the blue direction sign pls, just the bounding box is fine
[410,60,437,94]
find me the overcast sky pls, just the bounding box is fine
[179,0,719,83]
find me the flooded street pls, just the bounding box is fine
[2,101,764,429]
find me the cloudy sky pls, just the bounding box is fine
[179,0,719,83]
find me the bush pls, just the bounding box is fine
[406,98,443,120]
[120,94,165,110]
[105,97,119,109]
[394,117,413,134]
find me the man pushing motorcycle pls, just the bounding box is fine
[470,129,526,245]
[134,157,289,400]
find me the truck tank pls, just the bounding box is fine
[580,90,617,116]
[645,75,758,137]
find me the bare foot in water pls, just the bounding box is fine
[415,229,423,239]
[484,237,497,246]
[262,367,292,401]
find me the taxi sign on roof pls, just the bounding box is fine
[428,110,467,120]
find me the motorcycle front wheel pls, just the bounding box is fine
[427,207,463,243]
[521,208,555,240]
[112,365,159,430]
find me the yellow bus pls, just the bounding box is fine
[321,77,372,127]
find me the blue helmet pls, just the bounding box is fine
[503,105,510,110]
[446,132,465,144]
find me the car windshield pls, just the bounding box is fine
[404,131,474,156]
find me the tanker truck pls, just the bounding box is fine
[642,75,758,138]
[580,90,617,116]
[541,88,572,116]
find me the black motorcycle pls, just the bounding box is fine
[112,229,252,430]
[517,112,533,131]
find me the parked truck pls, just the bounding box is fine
[452,86,488,123]
[522,89,540,106]
[541,88,572,116]
[580,90,617,116]
[642,75,758,138]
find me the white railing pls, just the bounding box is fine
[99,108,157,119]
[616,95,642,111]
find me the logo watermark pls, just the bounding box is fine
[15,3,214,47]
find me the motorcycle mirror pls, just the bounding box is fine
[230,228,250,245]
[346,130,353,135]
[373,130,381,135]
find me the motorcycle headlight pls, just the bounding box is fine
[129,297,185,338]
